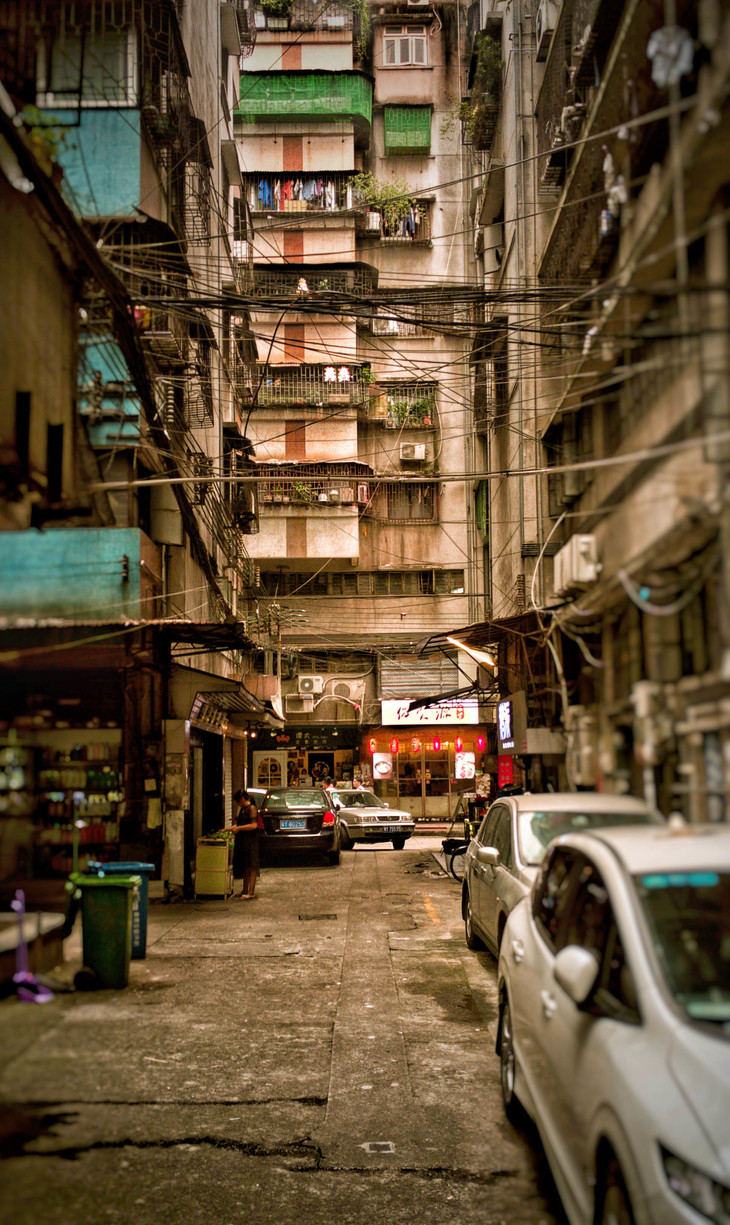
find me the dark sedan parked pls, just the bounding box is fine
[258,787,341,865]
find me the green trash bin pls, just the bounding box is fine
[65,872,141,989]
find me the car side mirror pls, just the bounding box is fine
[554,945,600,1006]
[476,845,499,867]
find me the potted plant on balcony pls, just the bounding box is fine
[460,33,503,149]
[259,0,293,29]
[292,481,314,503]
[351,172,421,239]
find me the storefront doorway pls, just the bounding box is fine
[367,731,486,821]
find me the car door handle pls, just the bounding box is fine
[540,989,557,1020]
[510,938,524,963]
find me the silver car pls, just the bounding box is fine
[497,824,730,1225]
[462,791,663,955]
[336,789,415,850]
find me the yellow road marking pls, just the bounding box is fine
[422,895,440,925]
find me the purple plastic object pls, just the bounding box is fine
[10,890,54,1004]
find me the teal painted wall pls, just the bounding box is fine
[53,109,141,216]
[79,336,141,448]
[0,528,143,618]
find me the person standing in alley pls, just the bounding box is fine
[231,789,260,900]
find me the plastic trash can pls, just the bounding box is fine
[65,872,141,989]
[86,861,155,958]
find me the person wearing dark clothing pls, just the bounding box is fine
[231,789,260,899]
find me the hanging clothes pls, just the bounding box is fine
[258,178,272,209]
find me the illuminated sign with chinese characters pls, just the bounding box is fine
[498,699,514,748]
[381,699,479,726]
[497,691,527,755]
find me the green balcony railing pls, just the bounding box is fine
[236,71,372,142]
[384,106,431,156]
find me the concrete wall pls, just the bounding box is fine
[0,527,159,618]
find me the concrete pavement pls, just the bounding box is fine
[0,839,563,1225]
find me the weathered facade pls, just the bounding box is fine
[0,0,279,896]
[469,0,730,817]
[236,0,489,815]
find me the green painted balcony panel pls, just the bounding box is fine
[236,71,372,142]
[383,106,431,156]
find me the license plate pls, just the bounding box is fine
[380,826,400,834]
[280,818,307,830]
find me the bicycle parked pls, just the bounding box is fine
[441,795,486,881]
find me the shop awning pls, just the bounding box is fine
[415,611,542,656]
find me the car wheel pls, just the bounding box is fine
[464,891,484,950]
[599,1158,635,1225]
[392,836,406,850]
[499,997,522,1122]
[341,831,353,850]
[327,848,341,866]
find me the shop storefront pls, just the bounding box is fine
[367,697,490,820]
[250,726,360,789]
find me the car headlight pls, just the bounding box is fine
[661,1147,730,1224]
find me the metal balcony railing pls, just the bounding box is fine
[255,364,370,407]
[251,264,376,299]
[245,171,354,214]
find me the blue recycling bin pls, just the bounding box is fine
[86,861,156,958]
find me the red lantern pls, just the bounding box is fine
[455,736,464,753]
[389,738,400,755]
[477,735,486,752]
[367,737,377,754]
[411,738,421,753]
[432,736,441,752]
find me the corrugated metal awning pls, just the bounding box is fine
[380,653,459,699]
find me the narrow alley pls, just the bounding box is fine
[0,842,561,1225]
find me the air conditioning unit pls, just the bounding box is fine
[298,675,325,695]
[535,0,558,60]
[553,534,601,596]
[400,443,427,463]
[366,211,382,232]
[285,693,314,714]
[356,483,370,505]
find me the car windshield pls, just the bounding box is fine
[517,808,655,866]
[634,870,730,1025]
[265,789,325,809]
[338,791,379,807]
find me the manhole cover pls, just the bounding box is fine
[299,913,338,921]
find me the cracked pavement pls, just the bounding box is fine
[0,840,564,1224]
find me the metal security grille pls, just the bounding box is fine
[383,106,432,156]
[381,654,459,699]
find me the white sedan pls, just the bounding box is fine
[496,823,730,1225]
[335,789,415,850]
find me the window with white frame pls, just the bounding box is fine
[383,26,427,67]
[37,28,137,106]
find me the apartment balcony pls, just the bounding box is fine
[251,262,377,301]
[254,364,371,408]
[538,0,699,284]
[221,0,258,55]
[244,171,355,215]
[252,0,358,33]
[363,383,437,430]
[236,71,372,144]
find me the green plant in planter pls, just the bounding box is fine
[460,33,503,145]
[260,0,293,13]
[351,171,420,232]
[292,481,314,502]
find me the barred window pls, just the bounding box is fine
[260,568,464,597]
[37,29,137,106]
[385,482,436,521]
